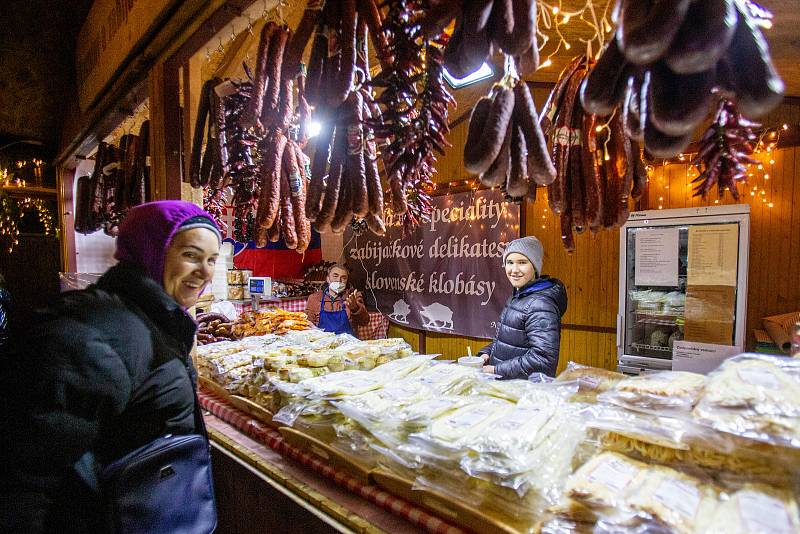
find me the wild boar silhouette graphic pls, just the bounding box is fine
[420,302,454,330]
[388,299,411,324]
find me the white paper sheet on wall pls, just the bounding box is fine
[634,227,680,287]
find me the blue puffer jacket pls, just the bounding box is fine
[478,276,568,379]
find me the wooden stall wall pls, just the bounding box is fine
[386,88,800,371]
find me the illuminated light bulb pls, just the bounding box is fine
[665,185,670,189]
[764,174,769,179]
[769,159,775,165]
[552,6,559,14]
[538,58,553,69]
[307,121,322,138]
[541,225,546,229]
[658,205,663,209]
[758,165,763,170]
[783,124,788,130]
[563,14,570,23]
[766,147,772,152]
[678,154,685,161]
[714,199,719,204]
[751,192,755,196]
[604,152,610,161]
[761,190,766,195]
[658,196,663,201]
[762,198,767,203]
[771,131,777,138]
[564,42,571,50]
[768,202,774,208]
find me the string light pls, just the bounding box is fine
[0,191,55,253]
[536,0,612,69]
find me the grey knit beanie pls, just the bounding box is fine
[502,236,543,276]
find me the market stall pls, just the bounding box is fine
[44,0,800,530]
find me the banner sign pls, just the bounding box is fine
[345,189,520,339]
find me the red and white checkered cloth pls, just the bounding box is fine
[199,390,465,534]
[232,298,389,340]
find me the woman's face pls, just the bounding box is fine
[162,228,220,308]
[504,253,536,288]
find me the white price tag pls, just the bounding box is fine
[653,478,700,522]
[586,456,640,493]
[738,491,794,534]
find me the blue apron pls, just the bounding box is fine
[318,291,353,335]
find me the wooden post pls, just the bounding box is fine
[149,61,183,200]
[57,166,77,272]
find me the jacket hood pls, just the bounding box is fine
[515,276,568,316]
[114,200,220,288]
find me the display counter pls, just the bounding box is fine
[201,389,465,534]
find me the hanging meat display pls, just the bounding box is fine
[367,0,454,234]
[581,0,784,158]
[75,121,151,236]
[303,0,387,236]
[690,98,760,199]
[463,65,556,201]
[541,56,646,252]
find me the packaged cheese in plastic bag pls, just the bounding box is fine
[599,371,706,412]
[693,353,800,447]
[565,452,648,510]
[707,484,800,534]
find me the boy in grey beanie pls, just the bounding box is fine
[478,235,568,379]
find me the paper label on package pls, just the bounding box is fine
[412,398,457,415]
[336,376,382,391]
[579,376,602,391]
[586,457,640,492]
[419,365,460,384]
[737,367,781,390]
[495,407,541,431]
[444,406,494,430]
[738,491,793,534]
[653,478,700,521]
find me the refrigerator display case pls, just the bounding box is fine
[617,205,750,373]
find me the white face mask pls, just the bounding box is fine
[328,281,345,293]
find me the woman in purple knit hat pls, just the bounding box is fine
[0,201,220,533]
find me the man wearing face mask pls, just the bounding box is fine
[305,263,369,335]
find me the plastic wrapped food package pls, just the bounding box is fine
[706,484,800,534]
[555,362,626,403]
[429,398,514,444]
[600,371,706,412]
[693,354,800,447]
[300,370,391,398]
[403,362,484,395]
[565,452,648,510]
[622,466,719,534]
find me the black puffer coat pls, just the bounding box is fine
[479,276,567,379]
[0,262,200,533]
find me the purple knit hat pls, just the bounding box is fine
[115,200,221,286]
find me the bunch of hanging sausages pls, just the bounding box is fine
[208,79,261,242]
[542,56,647,252]
[581,0,784,158]
[190,78,228,189]
[464,78,556,200]
[75,122,150,236]
[419,0,539,78]
[302,0,387,236]
[245,22,314,251]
